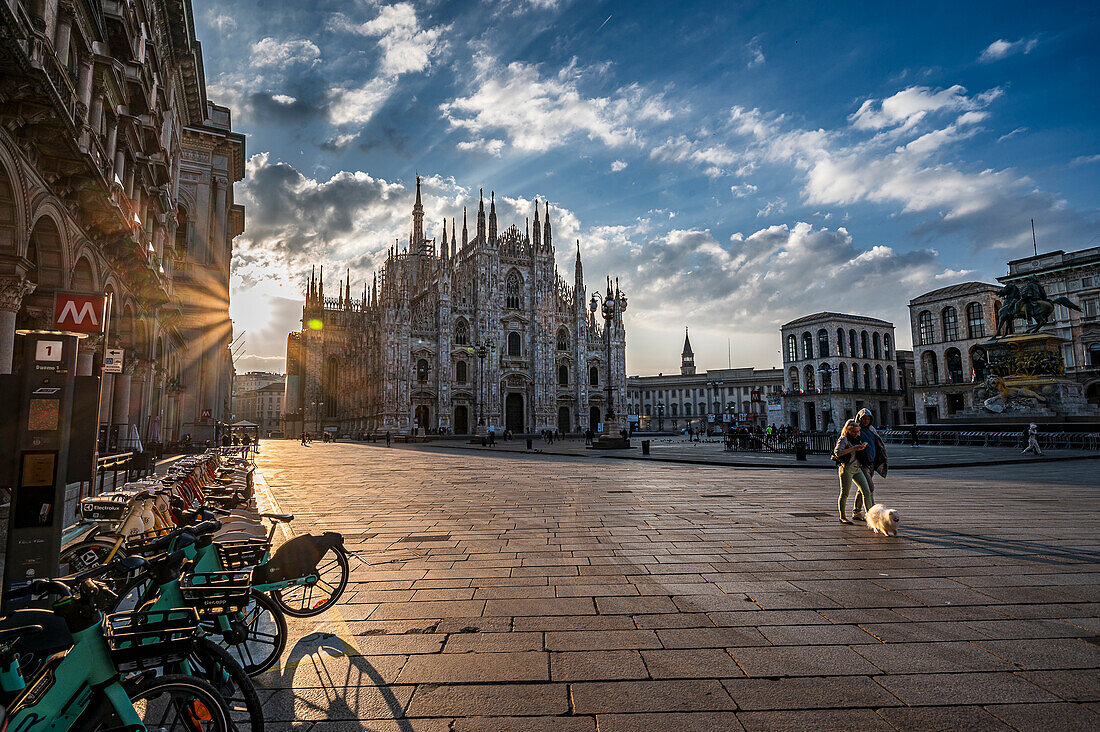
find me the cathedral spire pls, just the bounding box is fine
[544,200,552,251]
[319,266,324,301]
[681,327,696,375]
[477,189,486,244]
[345,268,351,305]
[309,265,315,303]
[451,217,457,259]
[441,218,448,261]
[532,199,541,250]
[411,175,424,249]
[462,206,469,250]
[488,190,497,244]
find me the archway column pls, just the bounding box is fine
[77,334,101,376]
[0,276,35,374]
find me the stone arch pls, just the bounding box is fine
[26,210,69,289]
[0,136,27,257]
[71,251,98,291]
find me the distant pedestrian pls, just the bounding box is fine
[833,419,872,525]
[1022,423,1044,456]
[221,433,231,448]
[584,428,593,446]
[908,425,920,447]
[488,429,496,446]
[385,431,392,446]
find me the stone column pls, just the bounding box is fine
[0,277,35,374]
[77,334,101,376]
[112,369,132,449]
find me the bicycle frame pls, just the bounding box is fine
[1,618,145,731]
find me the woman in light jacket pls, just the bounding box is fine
[833,418,873,524]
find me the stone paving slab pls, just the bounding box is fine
[254,440,1100,729]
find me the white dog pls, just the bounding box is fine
[866,504,900,537]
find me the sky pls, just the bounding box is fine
[198,0,1100,377]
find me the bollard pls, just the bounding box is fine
[642,439,651,455]
[526,438,533,450]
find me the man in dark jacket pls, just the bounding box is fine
[854,408,888,520]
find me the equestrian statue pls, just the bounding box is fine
[995,276,1081,337]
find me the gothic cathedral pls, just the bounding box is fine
[290,178,628,436]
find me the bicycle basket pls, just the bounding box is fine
[214,538,270,570]
[179,570,252,615]
[103,608,198,671]
[123,527,174,553]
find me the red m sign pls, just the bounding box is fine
[54,292,107,333]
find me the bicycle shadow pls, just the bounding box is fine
[903,525,1100,564]
[254,627,414,729]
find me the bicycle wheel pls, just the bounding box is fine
[102,673,231,731]
[269,545,350,618]
[213,589,287,676]
[105,571,157,614]
[60,539,118,574]
[182,637,264,731]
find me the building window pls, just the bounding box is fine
[863,364,871,390]
[558,364,569,386]
[1089,344,1100,367]
[589,366,599,386]
[804,365,816,391]
[839,362,847,390]
[508,331,522,357]
[788,366,800,391]
[1085,299,1098,318]
[818,329,830,358]
[873,332,882,360]
[455,320,469,345]
[416,358,430,381]
[685,402,692,416]
[966,303,984,339]
[861,331,869,358]
[455,360,467,383]
[942,306,959,341]
[671,403,678,416]
[786,334,797,362]
[921,351,939,385]
[851,362,859,389]
[557,328,569,350]
[886,365,895,391]
[875,365,883,391]
[848,330,857,358]
[837,328,845,356]
[945,348,963,383]
[802,332,814,360]
[506,270,522,309]
[884,334,892,360]
[918,311,934,345]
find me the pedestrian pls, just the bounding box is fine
[385,431,392,446]
[832,418,873,525]
[221,432,231,448]
[1022,423,1044,456]
[488,428,496,446]
[854,408,888,521]
[584,428,593,446]
[908,425,919,447]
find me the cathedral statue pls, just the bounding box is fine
[994,276,1081,337]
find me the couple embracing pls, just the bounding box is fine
[832,409,888,524]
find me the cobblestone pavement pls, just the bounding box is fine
[254,439,1100,730]
[420,436,1099,469]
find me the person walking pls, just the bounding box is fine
[1022,423,1044,456]
[908,425,919,447]
[385,431,392,446]
[854,408,888,521]
[488,428,496,446]
[832,419,873,524]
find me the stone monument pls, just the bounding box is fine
[960,277,1096,419]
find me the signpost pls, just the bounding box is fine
[103,348,124,373]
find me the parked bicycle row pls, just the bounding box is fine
[0,448,349,731]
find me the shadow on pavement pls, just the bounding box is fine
[904,526,1100,564]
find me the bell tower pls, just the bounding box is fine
[681,327,695,375]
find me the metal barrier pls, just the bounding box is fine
[95,452,136,494]
[725,432,836,454]
[879,430,1100,451]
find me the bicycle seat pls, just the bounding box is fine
[0,609,73,673]
[260,513,294,522]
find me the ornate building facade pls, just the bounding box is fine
[289,179,627,436]
[0,0,243,451]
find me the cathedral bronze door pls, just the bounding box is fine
[454,405,469,435]
[505,393,524,433]
[557,406,570,435]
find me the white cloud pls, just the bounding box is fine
[849,85,1001,132]
[730,183,757,198]
[756,198,786,218]
[328,2,447,77]
[979,38,1038,63]
[249,37,321,67]
[650,135,741,176]
[746,37,765,68]
[457,139,506,156]
[441,54,647,152]
[997,127,1027,142]
[207,12,237,33]
[611,160,628,172]
[271,94,296,105]
[1070,154,1100,167]
[327,78,398,126]
[934,268,977,281]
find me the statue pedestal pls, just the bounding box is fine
[590,416,630,449]
[962,334,1099,419]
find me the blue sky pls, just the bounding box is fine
[200,0,1100,375]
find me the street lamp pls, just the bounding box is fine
[589,277,628,423]
[310,400,324,434]
[817,364,838,431]
[656,401,664,431]
[473,339,494,428]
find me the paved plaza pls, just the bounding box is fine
[253,440,1100,730]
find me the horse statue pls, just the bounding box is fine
[974,375,1046,413]
[995,276,1081,337]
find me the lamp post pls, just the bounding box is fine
[656,402,664,431]
[589,278,628,421]
[473,339,493,431]
[310,400,324,435]
[416,361,433,434]
[818,364,838,431]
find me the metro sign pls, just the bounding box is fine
[54,292,107,334]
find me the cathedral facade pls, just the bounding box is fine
[286,178,627,437]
